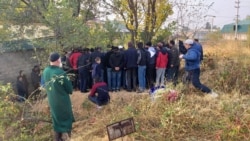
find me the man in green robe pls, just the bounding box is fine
[43,52,74,141]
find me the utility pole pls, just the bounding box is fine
[235,0,240,40]
[204,15,216,32]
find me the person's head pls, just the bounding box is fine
[157,42,163,48]
[33,65,40,72]
[17,76,22,81]
[95,47,101,52]
[112,46,119,53]
[137,42,144,49]
[118,45,123,50]
[95,57,101,64]
[184,39,194,49]
[169,40,175,47]
[194,38,199,43]
[19,70,24,76]
[128,42,134,48]
[90,48,94,53]
[49,52,62,67]
[145,41,152,49]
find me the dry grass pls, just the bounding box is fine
[31,40,250,141]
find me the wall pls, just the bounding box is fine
[0,50,39,91]
[222,33,248,40]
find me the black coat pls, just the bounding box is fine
[109,52,124,71]
[168,46,180,67]
[124,47,138,69]
[104,50,114,68]
[16,80,26,97]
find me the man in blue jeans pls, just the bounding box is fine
[179,39,218,97]
[88,78,110,108]
[104,47,115,91]
[137,42,148,93]
[109,47,124,92]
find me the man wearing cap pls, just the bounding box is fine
[43,52,74,141]
[179,39,218,97]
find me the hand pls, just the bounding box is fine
[179,54,184,59]
[115,67,120,71]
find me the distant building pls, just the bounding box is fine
[221,19,250,40]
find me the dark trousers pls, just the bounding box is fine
[126,68,137,91]
[188,68,211,93]
[107,68,112,90]
[88,96,109,106]
[121,70,127,89]
[167,66,179,85]
[79,70,88,92]
[146,64,156,88]
[88,71,92,89]
[73,70,79,90]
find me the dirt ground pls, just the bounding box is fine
[31,89,149,140]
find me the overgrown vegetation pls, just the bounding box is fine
[1,41,250,140]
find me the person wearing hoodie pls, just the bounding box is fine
[137,42,148,93]
[109,47,124,92]
[145,42,156,88]
[179,39,218,97]
[155,46,168,87]
[194,39,204,61]
[124,42,138,92]
[70,48,82,90]
[167,40,180,85]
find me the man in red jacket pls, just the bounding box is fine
[155,45,168,87]
[70,48,82,90]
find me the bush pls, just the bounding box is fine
[0,83,52,141]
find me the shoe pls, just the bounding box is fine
[137,90,144,93]
[209,91,218,98]
[83,90,89,93]
[97,106,103,109]
[127,89,132,92]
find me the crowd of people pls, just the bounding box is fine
[62,40,187,94]
[14,38,219,141]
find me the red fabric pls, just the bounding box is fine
[89,82,106,97]
[70,52,82,70]
[156,52,168,68]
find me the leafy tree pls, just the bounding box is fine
[102,0,173,44]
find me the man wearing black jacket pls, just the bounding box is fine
[77,48,91,93]
[109,47,124,92]
[124,42,138,92]
[104,47,115,91]
[167,40,180,85]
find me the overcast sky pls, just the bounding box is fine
[204,0,250,27]
[105,0,250,28]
